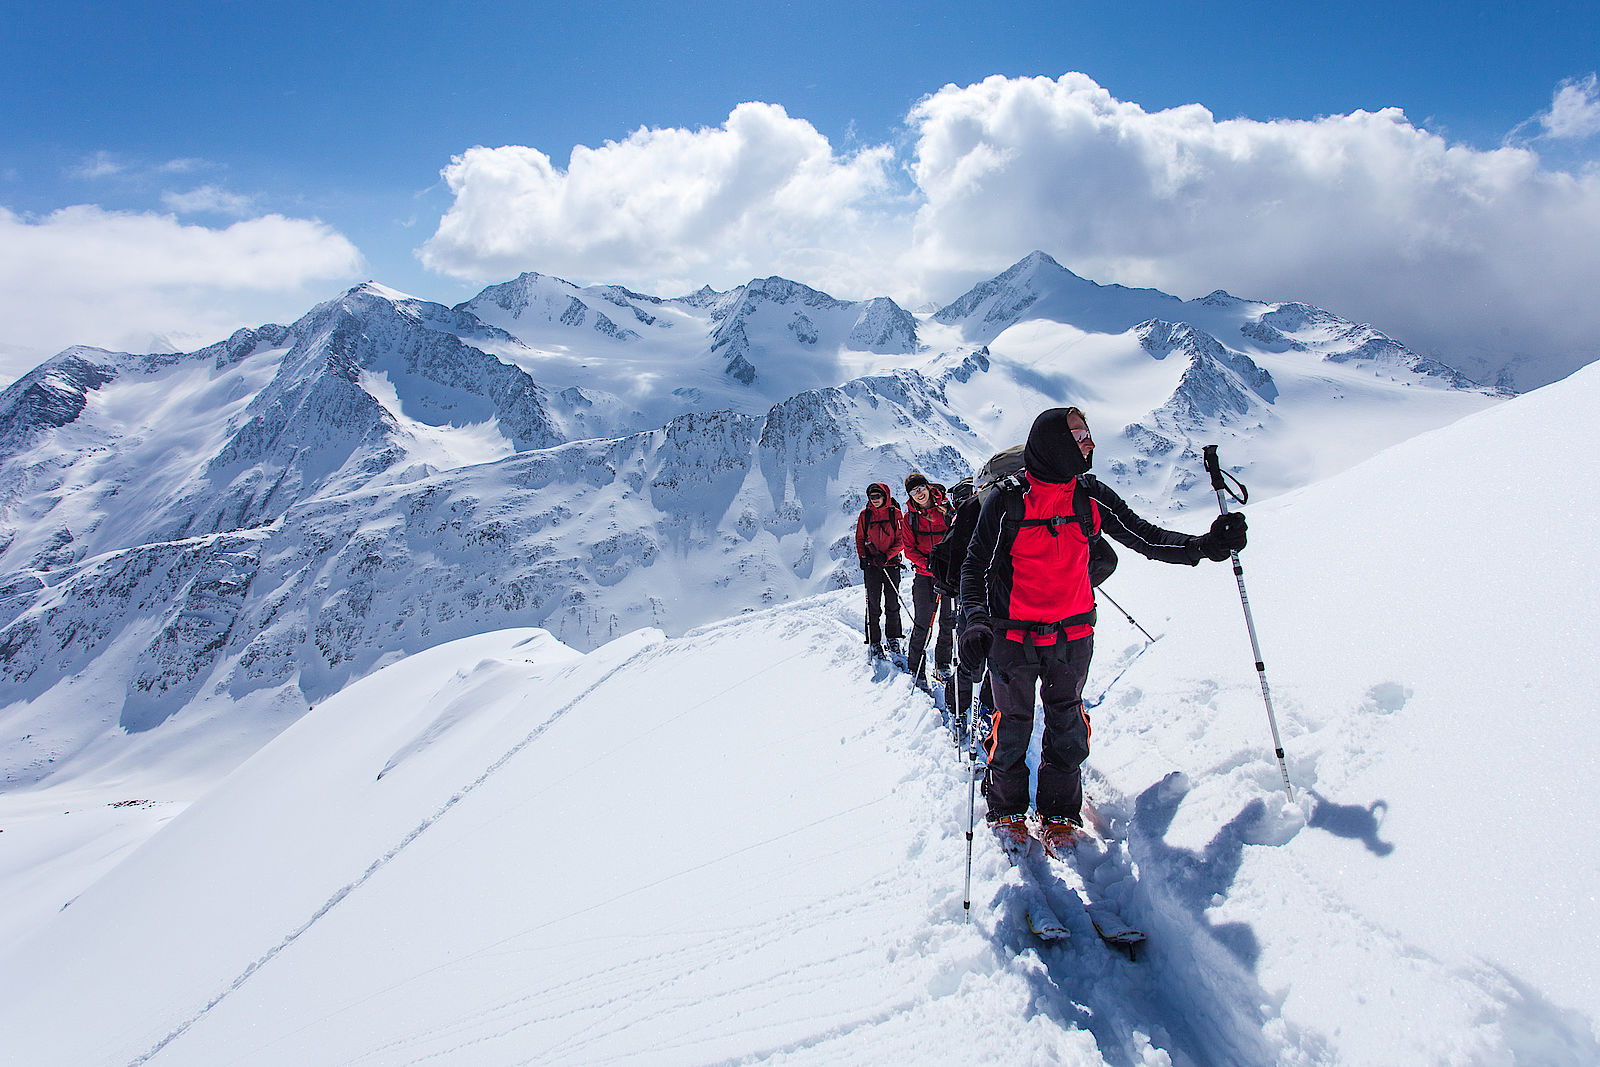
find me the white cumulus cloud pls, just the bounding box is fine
[420,102,907,296]
[904,73,1600,389]
[1540,74,1600,140]
[0,206,365,381]
[419,73,1600,390]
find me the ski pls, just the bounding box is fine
[999,837,1071,942]
[1037,827,1146,959]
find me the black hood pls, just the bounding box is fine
[1022,407,1092,483]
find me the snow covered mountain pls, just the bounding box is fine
[2,361,1595,1065]
[0,254,1501,795]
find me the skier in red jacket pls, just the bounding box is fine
[899,472,955,687]
[958,407,1247,859]
[855,482,905,659]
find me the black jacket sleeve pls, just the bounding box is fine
[959,488,1008,621]
[1085,476,1203,566]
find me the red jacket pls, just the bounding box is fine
[1000,472,1100,645]
[900,485,953,577]
[855,483,903,565]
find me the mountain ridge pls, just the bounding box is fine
[0,252,1503,787]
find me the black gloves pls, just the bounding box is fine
[958,612,994,675]
[1193,512,1248,562]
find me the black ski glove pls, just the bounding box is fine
[859,556,870,571]
[1193,512,1248,562]
[958,613,994,675]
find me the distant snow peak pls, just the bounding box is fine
[458,272,644,344]
[1136,319,1278,413]
[352,281,418,303]
[1198,289,1258,309]
[0,352,120,458]
[933,249,1180,341]
[706,275,918,385]
[1253,303,1481,388]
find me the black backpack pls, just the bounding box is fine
[928,446,1117,600]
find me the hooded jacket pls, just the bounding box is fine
[855,483,903,565]
[961,409,1199,645]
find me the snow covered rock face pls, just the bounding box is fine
[0,352,120,458]
[0,299,973,756]
[1251,303,1477,387]
[1137,320,1277,425]
[933,250,1184,342]
[0,255,1501,779]
[707,277,920,385]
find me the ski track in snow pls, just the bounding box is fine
[129,638,675,1067]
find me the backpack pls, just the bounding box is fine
[928,445,1117,600]
[928,478,977,598]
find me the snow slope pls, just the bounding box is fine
[2,363,1595,1065]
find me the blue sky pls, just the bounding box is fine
[2,0,1597,383]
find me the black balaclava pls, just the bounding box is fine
[1022,407,1092,484]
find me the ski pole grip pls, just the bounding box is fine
[1202,445,1226,493]
[1202,445,1248,505]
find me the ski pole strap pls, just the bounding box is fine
[1202,445,1248,506]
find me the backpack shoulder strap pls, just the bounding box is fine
[995,479,1029,558]
[1073,478,1096,538]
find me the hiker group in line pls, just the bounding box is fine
[855,406,1248,860]
[854,473,955,683]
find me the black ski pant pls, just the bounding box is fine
[863,564,904,645]
[983,633,1094,822]
[907,573,954,676]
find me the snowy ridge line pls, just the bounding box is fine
[680,586,857,640]
[210,623,895,1066]
[23,523,279,590]
[126,637,670,1067]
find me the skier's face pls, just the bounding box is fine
[1066,413,1094,461]
[910,485,930,505]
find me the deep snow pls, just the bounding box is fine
[1,362,1596,1065]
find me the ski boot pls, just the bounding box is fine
[1038,815,1087,862]
[990,813,1035,862]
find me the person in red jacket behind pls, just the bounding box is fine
[958,407,1248,860]
[900,472,955,687]
[855,482,905,659]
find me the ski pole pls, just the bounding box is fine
[1096,586,1156,644]
[962,661,990,924]
[1202,445,1294,803]
[880,562,916,627]
[874,562,929,682]
[862,563,908,645]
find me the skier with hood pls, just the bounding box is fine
[856,482,906,659]
[959,407,1247,859]
[900,472,956,687]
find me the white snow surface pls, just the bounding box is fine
[2,362,1597,1065]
